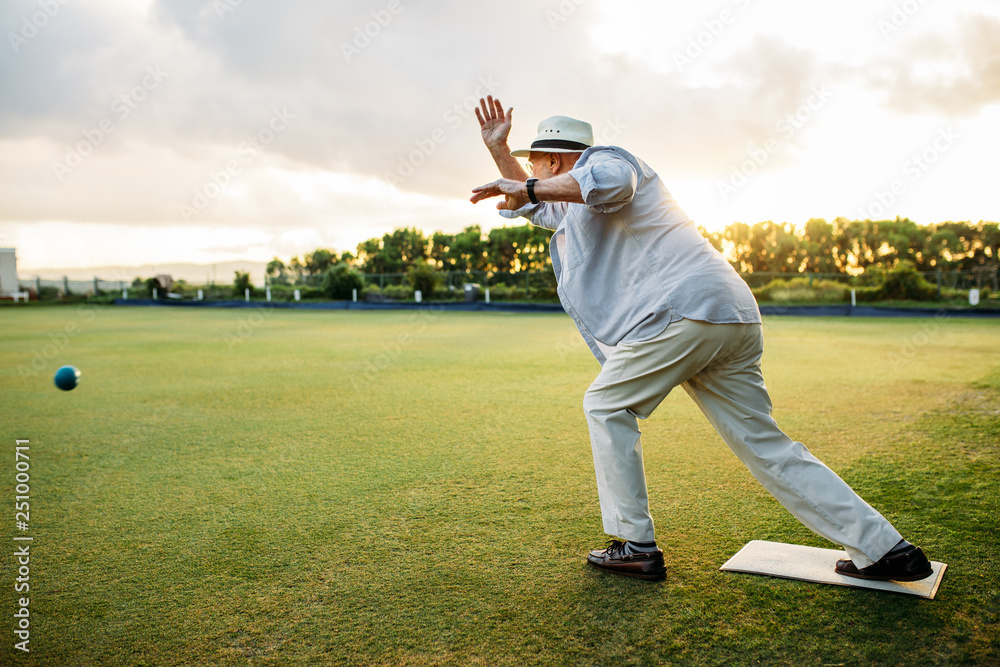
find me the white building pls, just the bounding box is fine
[0,248,17,295]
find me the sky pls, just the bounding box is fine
[2,0,998,274]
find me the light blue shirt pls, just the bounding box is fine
[501,146,761,364]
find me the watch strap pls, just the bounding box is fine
[526,178,539,205]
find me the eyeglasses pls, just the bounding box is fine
[525,153,551,175]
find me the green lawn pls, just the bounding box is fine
[2,306,998,666]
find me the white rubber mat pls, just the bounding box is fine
[720,540,946,599]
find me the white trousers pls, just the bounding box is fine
[583,319,901,568]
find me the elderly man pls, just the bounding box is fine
[470,96,933,583]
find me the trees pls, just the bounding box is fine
[426,227,486,273]
[266,258,290,285]
[268,250,360,287]
[275,218,996,297]
[487,226,517,273]
[232,271,252,296]
[320,263,364,300]
[357,224,548,275]
[704,218,998,277]
[357,227,430,274]
[877,260,938,300]
[486,225,552,273]
[356,238,386,274]
[304,249,336,278]
[288,256,306,284]
[799,218,840,273]
[448,226,489,272]
[710,221,804,273]
[407,259,442,297]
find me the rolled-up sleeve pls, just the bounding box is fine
[569,153,637,213]
[499,201,568,231]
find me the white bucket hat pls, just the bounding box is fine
[510,115,594,158]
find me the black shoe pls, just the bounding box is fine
[835,545,933,582]
[587,540,666,581]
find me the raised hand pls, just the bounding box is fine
[475,96,513,149]
[475,96,529,181]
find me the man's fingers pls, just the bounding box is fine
[472,180,501,193]
[477,96,510,131]
[481,96,498,121]
[470,191,497,204]
[470,184,501,204]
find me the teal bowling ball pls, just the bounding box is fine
[54,365,81,391]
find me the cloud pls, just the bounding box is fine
[870,14,1000,117]
[2,1,830,172]
[610,37,836,176]
[1,0,996,272]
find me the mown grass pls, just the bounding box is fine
[1,306,998,666]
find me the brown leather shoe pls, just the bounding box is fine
[587,540,666,581]
[835,545,933,582]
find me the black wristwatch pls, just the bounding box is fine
[526,178,539,205]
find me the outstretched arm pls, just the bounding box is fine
[475,96,530,182]
[469,173,584,210]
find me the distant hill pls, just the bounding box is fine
[19,260,268,285]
